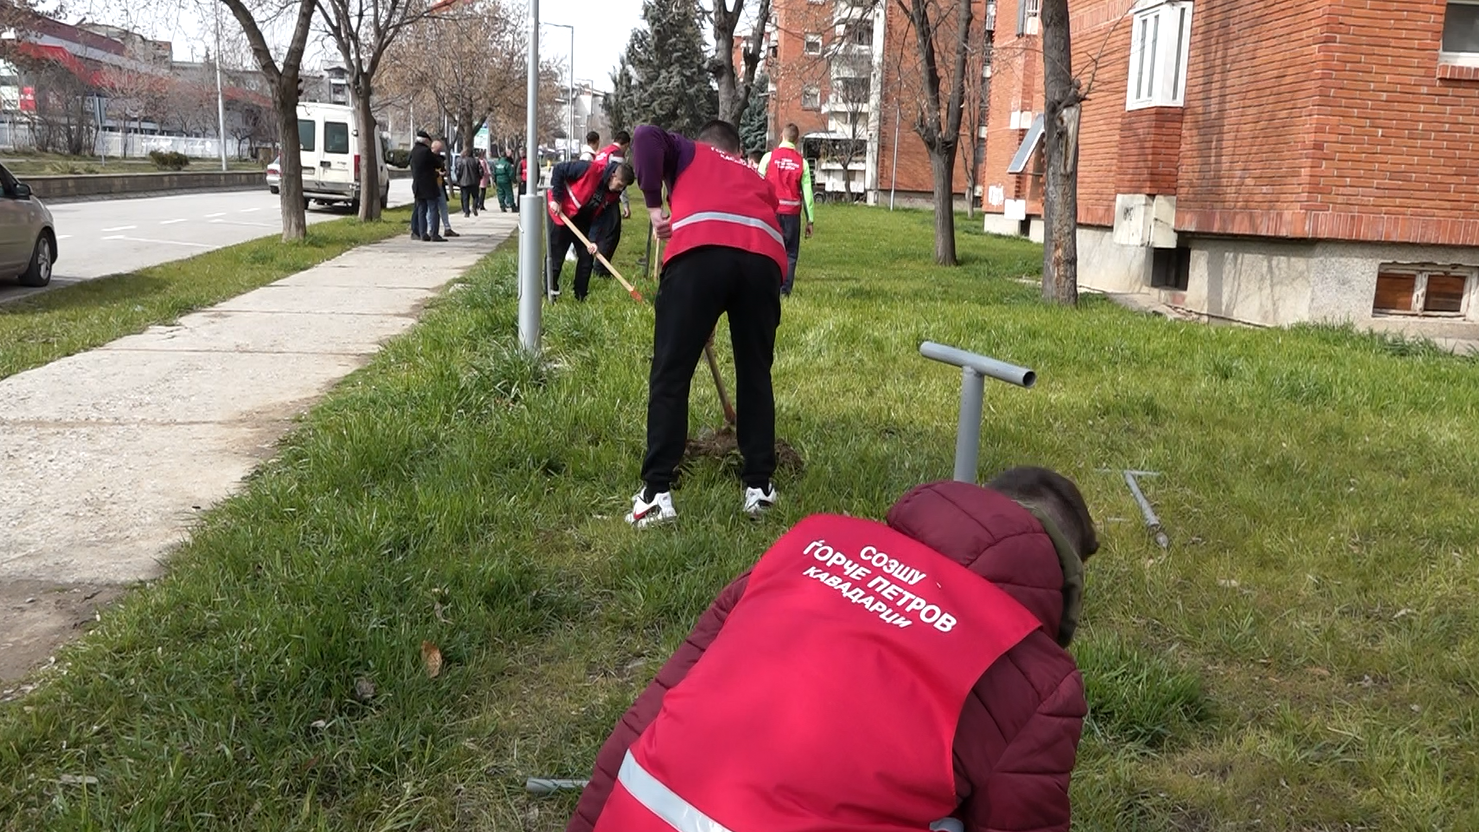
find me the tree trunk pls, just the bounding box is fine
[274,83,308,241]
[929,147,958,266]
[354,78,382,221]
[1040,0,1079,305]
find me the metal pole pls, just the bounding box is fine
[889,99,899,210]
[918,342,1036,483]
[214,2,228,171]
[518,0,543,354]
[954,368,985,483]
[568,27,574,160]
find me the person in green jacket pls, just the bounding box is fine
[492,154,516,212]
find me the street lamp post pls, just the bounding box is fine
[214,1,228,171]
[542,22,575,159]
[518,0,543,353]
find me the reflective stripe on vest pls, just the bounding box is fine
[618,751,734,832]
[671,210,785,247]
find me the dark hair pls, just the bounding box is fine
[696,119,742,154]
[612,162,635,185]
[613,129,632,145]
[585,130,601,145]
[748,150,764,162]
[987,466,1099,560]
[782,122,800,142]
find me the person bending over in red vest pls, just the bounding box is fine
[570,466,1099,832]
[625,119,789,527]
[547,156,635,301]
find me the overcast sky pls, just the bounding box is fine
[51,0,648,91]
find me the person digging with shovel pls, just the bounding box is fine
[625,119,788,527]
[548,157,634,301]
[568,467,1099,832]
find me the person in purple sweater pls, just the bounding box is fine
[625,120,790,528]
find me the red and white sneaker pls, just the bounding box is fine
[625,489,676,528]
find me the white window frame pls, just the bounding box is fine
[1439,1,1479,68]
[1373,265,1478,318]
[801,85,822,110]
[804,33,823,55]
[1126,1,1193,110]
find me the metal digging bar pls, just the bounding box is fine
[919,342,1037,483]
[527,778,590,795]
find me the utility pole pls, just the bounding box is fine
[543,22,575,159]
[518,0,544,353]
[214,2,228,171]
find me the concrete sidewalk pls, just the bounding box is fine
[0,212,518,686]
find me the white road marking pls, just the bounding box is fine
[160,218,188,225]
[57,234,72,240]
[204,212,227,218]
[209,219,276,228]
[101,225,137,232]
[101,234,212,248]
[239,207,261,213]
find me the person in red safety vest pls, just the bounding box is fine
[590,131,633,280]
[625,119,788,527]
[570,467,1099,832]
[758,122,815,297]
[546,156,634,301]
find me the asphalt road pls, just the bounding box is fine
[0,179,415,304]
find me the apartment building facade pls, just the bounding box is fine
[764,0,988,204]
[982,0,1479,335]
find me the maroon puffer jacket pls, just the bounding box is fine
[566,481,1087,832]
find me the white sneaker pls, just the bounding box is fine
[743,483,778,517]
[626,489,676,528]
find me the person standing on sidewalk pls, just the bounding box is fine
[625,119,787,528]
[457,147,481,217]
[409,130,442,242]
[758,124,814,296]
[432,139,459,238]
[546,156,635,301]
[477,149,491,212]
[493,154,516,212]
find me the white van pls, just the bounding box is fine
[296,101,390,210]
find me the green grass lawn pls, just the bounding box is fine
[0,207,412,380]
[2,204,1477,831]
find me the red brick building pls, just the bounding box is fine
[982,0,1479,334]
[763,0,988,204]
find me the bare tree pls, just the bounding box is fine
[709,0,771,124]
[218,0,319,240]
[958,13,991,221]
[97,52,169,158]
[895,0,974,265]
[382,0,546,153]
[314,0,433,220]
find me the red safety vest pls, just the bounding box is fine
[592,514,1043,832]
[664,142,788,277]
[766,145,806,216]
[594,142,623,166]
[550,158,620,226]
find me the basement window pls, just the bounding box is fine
[1151,246,1190,291]
[1127,1,1193,110]
[1441,1,1479,66]
[1373,266,1475,317]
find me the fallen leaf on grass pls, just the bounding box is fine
[56,775,98,786]
[434,601,451,624]
[422,641,443,678]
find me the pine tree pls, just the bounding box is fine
[739,73,769,154]
[607,57,636,133]
[609,0,718,136]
